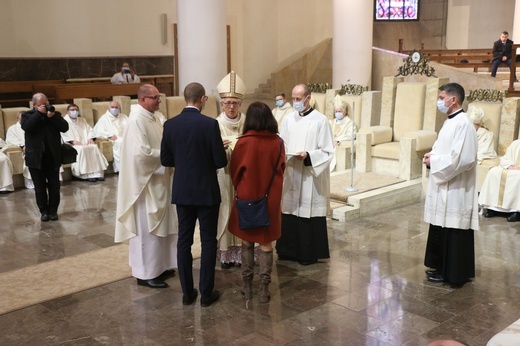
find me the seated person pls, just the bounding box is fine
[0,138,14,193]
[468,107,497,164]
[111,62,141,84]
[272,92,294,126]
[93,101,129,173]
[491,31,517,80]
[330,95,357,172]
[62,104,108,182]
[479,138,520,222]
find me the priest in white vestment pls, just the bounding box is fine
[115,84,177,288]
[330,95,357,172]
[93,101,128,173]
[215,71,248,269]
[276,84,334,265]
[272,92,294,127]
[61,104,108,182]
[467,107,497,164]
[423,83,478,286]
[479,139,520,222]
[0,138,14,193]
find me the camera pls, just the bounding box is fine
[123,67,131,74]
[45,103,55,112]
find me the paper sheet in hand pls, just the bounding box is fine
[223,136,239,150]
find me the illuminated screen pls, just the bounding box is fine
[375,0,419,21]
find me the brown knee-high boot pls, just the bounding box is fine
[258,249,273,303]
[241,241,254,299]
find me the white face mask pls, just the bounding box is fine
[436,98,452,114]
[69,110,79,118]
[335,112,345,120]
[109,108,120,116]
[275,100,284,107]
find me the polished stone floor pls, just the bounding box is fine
[0,175,519,345]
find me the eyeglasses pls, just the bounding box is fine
[222,101,240,107]
[144,95,161,101]
[203,96,208,101]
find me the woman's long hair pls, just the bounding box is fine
[242,102,278,134]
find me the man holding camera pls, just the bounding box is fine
[111,62,141,84]
[21,93,69,221]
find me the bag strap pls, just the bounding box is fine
[263,138,283,197]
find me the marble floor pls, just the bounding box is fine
[0,175,519,345]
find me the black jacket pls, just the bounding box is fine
[21,108,69,169]
[492,38,514,61]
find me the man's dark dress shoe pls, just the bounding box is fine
[49,214,59,221]
[159,269,176,278]
[88,178,98,182]
[201,290,220,307]
[183,289,198,305]
[507,212,520,222]
[427,273,447,283]
[484,209,498,218]
[298,259,318,266]
[220,262,233,269]
[41,213,50,222]
[136,278,168,288]
[425,269,437,276]
[278,255,296,261]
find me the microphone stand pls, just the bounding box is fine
[345,101,358,192]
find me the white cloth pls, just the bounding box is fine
[479,139,520,212]
[111,72,141,84]
[272,102,294,127]
[476,127,497,164]
[0,149,14,192]
[280,109,334,218]
[216,112,245,251]
[62,115,108,179]
[93,111,129,173]
[424,111,479,230]
[115,104,177,279]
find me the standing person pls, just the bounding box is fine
[115,84,177,289]
[228,102,285,303]
[276,84,334,265]
[21,93,69,221]
[272,92,293,126]
[215,71,247,269]
[62,104,108,182]
[161,82,227,307]
[423,82,479,286]
[93,101,129,173]
[491,31,517,80]
[111,62,141,84]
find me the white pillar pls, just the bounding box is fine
[513,0,520,42]
[332,0,373,88]
[176,0,227,96]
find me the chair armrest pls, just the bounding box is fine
[401,130,437,151]
[3,147,24,175]
[358,125,392,145]
[96,138,113,162]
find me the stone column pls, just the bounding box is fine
[513,0,520,42]
[332,0,373,88]
[176,0,227,96]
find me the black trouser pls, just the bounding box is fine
[176,204,219,298]
[28,151,61,215]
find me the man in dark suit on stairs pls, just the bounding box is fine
[161,82,228,307]
[491,30,517,80]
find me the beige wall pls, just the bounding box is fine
[0,0,176,57]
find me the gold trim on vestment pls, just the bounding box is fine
[498,169,508,207]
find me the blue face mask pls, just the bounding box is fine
[275,100,284,107]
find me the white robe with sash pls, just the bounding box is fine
[479,139,520,212]
[62,115,108,179]
[0,139,14,192]
[115,104,177,279]
[280,109,334,218]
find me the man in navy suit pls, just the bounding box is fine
[161,82,227,307]
[491,31,517,80]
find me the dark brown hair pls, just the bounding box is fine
[243,102,278,134]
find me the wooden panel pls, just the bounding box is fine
[54,83,145,102]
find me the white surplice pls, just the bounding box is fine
[424,111,479,230]
[115,104,177,279]
[280,109,334,218]
[93,110,129,173]
[62,115,108,179]
[479,139,520,212]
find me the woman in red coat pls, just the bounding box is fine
[228,102,285,303]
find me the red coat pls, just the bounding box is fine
[228,130,286,243]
